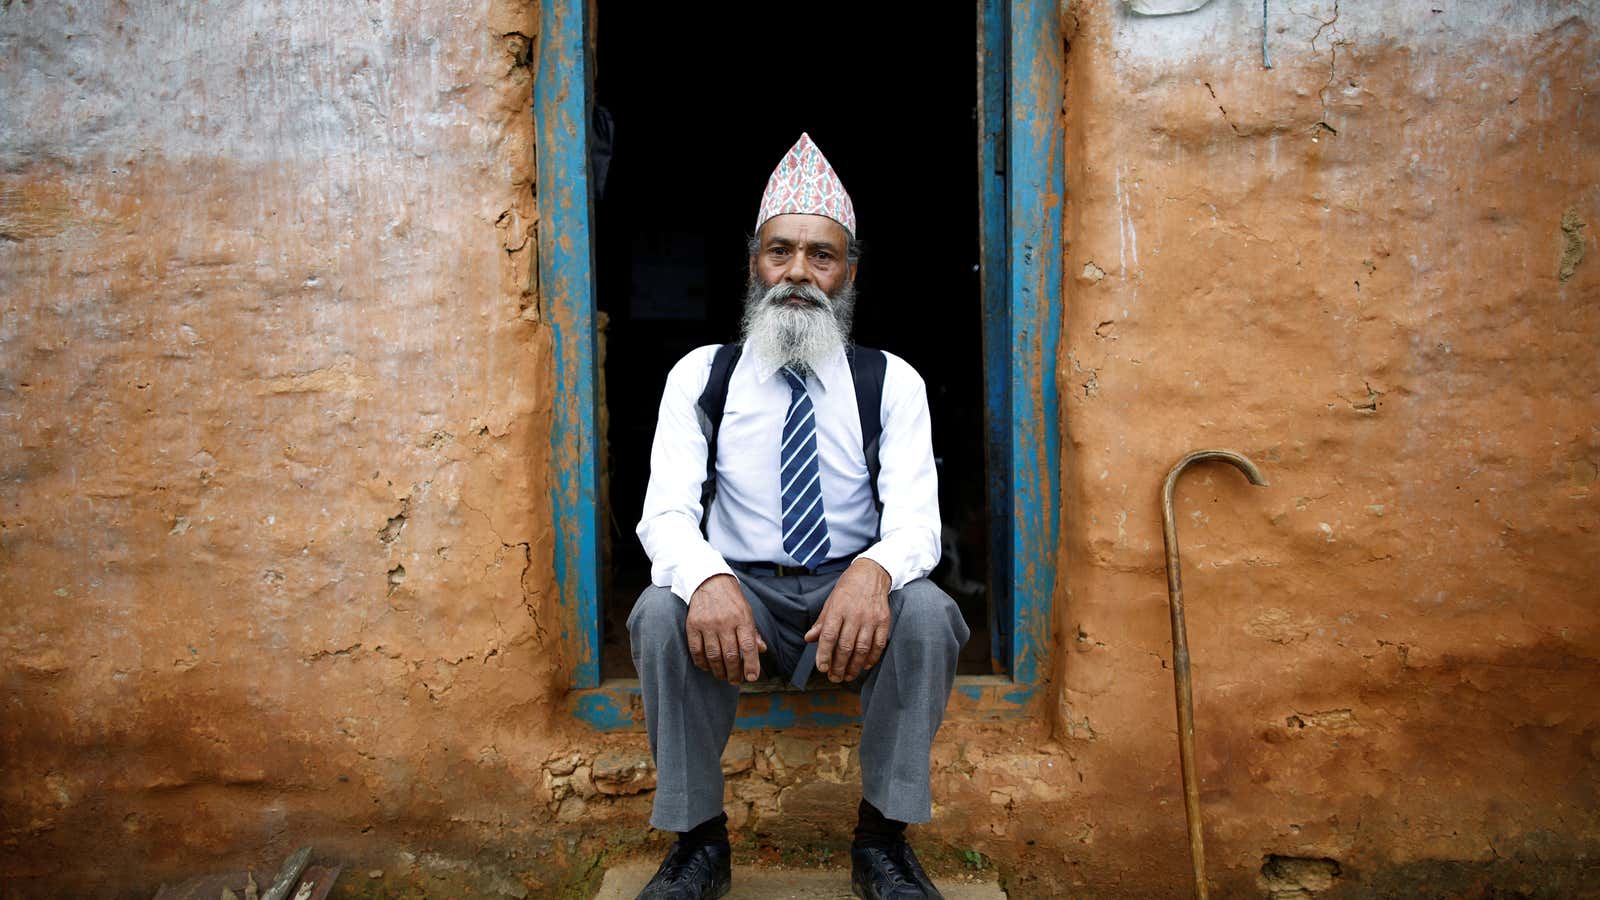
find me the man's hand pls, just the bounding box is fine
[805,558,892,683]
[687,574,768,684]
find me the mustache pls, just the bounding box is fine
[761,282,831,309]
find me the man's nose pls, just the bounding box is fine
[783,252,812,284]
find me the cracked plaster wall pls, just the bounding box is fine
[3,1,1600,898]
[0,1,574,895]
[1032,1,1600,895]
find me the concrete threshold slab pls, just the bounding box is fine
[594,861,1006,899]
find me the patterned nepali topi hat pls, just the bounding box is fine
[755,133,857,237]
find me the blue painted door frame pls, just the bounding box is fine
[535,0,602,689]
[1002,0,1065,689]
[536,0,1062,726]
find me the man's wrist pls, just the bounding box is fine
[850,556,889,578]
[679,560,735,603]
[850,553,895,587]
[849,556,892,595]
[690,571,738,602]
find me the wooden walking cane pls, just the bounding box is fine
[1160,449,1268,900]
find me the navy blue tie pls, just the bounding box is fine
[779,367,831,569]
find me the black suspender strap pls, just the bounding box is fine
[845,345,888,533]
[695,343,743,534]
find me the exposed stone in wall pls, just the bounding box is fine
[533,727,1076,875]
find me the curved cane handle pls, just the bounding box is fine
[1160,449,1267,900]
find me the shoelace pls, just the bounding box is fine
[662,842,714,886]
[863,845,913,889]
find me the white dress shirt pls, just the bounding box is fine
[637,344,942,603]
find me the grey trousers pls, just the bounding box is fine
[628,572,969,832]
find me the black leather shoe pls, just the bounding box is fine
[636,839,731,900]
[851,840,944,899]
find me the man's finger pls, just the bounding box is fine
[846,631,877,681]
[814,619,840,674]
[863,621,890,670]
[687,625,708,672]
[704,632,727,682]
[720,632,744,684]
[830,622,862,682]
[736,624,761,682]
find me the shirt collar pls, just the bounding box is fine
[750,345,849,393]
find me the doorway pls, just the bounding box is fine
[591,5,993,678]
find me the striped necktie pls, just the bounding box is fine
[779,367,831,569]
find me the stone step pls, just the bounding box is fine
[594,861,1006,899]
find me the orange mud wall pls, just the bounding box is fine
[0,1,580,895]
[1040,1,1600,896]
[2,1,1599,898]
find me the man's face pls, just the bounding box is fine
[750,214,856,298]
[740,214,857,373]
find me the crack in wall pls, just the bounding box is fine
[458,496,543,647]
[511,540,544,646]
[499,27,540,326]
[1303,0,1344,137]
[304,642,363,663]
[1203,82,1244,136]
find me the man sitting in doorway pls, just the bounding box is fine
[629,134,969,900]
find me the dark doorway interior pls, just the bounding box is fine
[593,5,990,678]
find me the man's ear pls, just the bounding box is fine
[847,261,858,286]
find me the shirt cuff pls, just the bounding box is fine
[855,545,911,592]
[671,552,735,605]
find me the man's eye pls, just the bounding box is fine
[813,252,832,262]
[768,247,789,257]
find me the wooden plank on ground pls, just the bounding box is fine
[295,864,343,900]
[260,848,313,900]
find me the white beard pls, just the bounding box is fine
[739,280,854,375]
